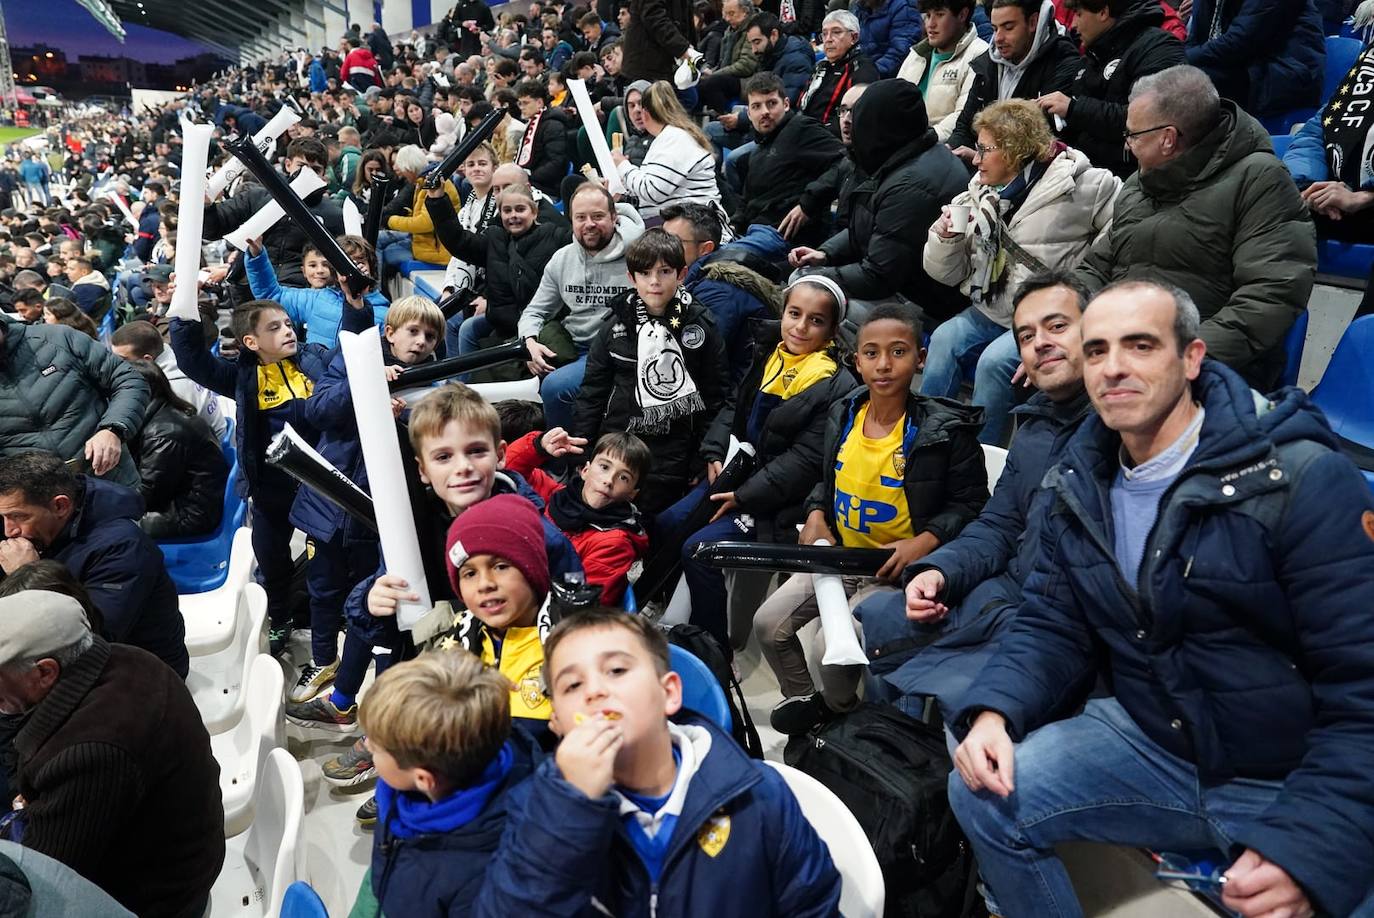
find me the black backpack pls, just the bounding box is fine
[664,623,764,759]
[784,703,979,918]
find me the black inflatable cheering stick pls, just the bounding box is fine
[265,426,378,531]
[363,172,401,249]
[226,135,376,296]
[387,339,531,392]
[691,541,894,577]
[423,107,506,191]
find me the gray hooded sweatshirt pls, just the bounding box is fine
[516,203,647,346]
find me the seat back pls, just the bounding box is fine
[764,761,885,917]
[1282,310,1310,388]
[981,444,1009,491]
[160,416,247,594]
[245,748,306,917]
[280,881,329,918]
[668,644,732,732]
[1311,316,1374,447]
[1325,36,1363,102]
[245,653,285,774]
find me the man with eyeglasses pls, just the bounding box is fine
[798,10,881,138]
[1075,64,1314,391]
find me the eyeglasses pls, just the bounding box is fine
[973,143,999,158]
[1123,123,1175,143]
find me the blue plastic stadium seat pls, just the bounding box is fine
[412,273,442,300]
[669,644,733,732]
[397,259,432,278]
[1269,133,1292,158]
[98,309,116,343]
[158,418,248,594]
[1309,316,1374,492]
[1281,310,1309,388]
[280,882,329,918]
[1260,36,1362,136]
[1317,238,1374,279]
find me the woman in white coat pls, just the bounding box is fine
[920,98,1120,445]
[611,81,723,224]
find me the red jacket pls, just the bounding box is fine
[1054,0,1187,41]
[342,47,384,84]
[505,433,649,606]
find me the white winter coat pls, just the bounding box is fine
[896,27,989,142]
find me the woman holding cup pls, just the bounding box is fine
[921,98,1119,445]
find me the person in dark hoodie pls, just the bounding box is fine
[789,79,970,328]
[946,0,1081,159]
[351,648,538,918]
[1185,0,1324,120]
[947,280,1374,918]
[513,81,574,200]
[0,452,188,678]
[1036,0,1184,176]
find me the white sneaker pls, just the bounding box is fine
[288,659,339,704]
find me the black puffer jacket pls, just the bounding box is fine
[427,193,572,339]
[700,321,855,541]
[0,318,148,490]
[798,45,881,137]
[735,111,844,237]
[133,398,228,540]
[805,387,989,552]
[622,0,695,82]
[571,291,730,510]
[519,108,574,199]
[818,81,969,323]
[1062,0,1186,176]
[202,177,346,288]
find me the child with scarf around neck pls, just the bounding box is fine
[349,649,541,918]
[655,275,857,659]
[569,230,729,514]
[503,429,652,605]
[472,609,842,917]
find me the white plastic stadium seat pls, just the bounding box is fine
[182,527,256,657]
[765,761,885,918]
[208,748,307,917]
[212,654,285,838]
[981,444,1009,491]
[189,583,268,735]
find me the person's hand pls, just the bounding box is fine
[705,459,723,484]
[611,149,628,166]
[788,246,827,268]
[471,295,487,316]
[778,204,810,241]
[204,263,230,284]
[343,281,366,310]
[951,145,976,164]
[367,574,419,617]
[1221,849,1313,918]
[1010,361,1031,388]
[390,396,406,417]
[1176,0,1193,20]
[525,337,558,375]
[555,715,624,799]
[799,508,839,546]
[876,535,933,582]
[1303,181,1373,216]
[246,236,263,257]
[933,206,958,239]
[540,427,587,458]
[1036,92,1070,118]
[84,429,122,476]
[719,111,739,131]
[0,538,39,574]
[708,490,739,523]
[383,364,405,382]
[905,568,949,622]
[953,710,1015,797]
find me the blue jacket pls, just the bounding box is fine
[852,0,922,79]
[214,104,267,137]
[245,249,389,348]
[371,728,540,918]
[952,361,1374,918]
[1282,114,1327,186]
[874,390,1093,714]
[682,252,774,385]
[169,313,363,498]
[764,34,817,103]
[343,470,584,644]
[474,713,841,918]
[18,159,46,185]
[134,201,160,262]
[51,477,187,678]
[1185,0,1325,117]
[309,58,328,93]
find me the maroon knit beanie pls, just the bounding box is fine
[445,494,552,603]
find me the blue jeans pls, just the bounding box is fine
[541,349,588,431]
[377,230,412,273]
[445,312,493,363]
[950,697,1291,917]
[706,112,750,157]
[919,306,1020,445]
[723,141,755,196]
[656,479,756,652]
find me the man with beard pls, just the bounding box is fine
[518,182,646,429]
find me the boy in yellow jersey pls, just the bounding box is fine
[754,302,989,735]
[442,492,557,741]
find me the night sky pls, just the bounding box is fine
[6,0,218,63]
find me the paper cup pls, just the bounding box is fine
[948,204,973,234]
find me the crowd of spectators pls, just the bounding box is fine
[0,0,1370,915]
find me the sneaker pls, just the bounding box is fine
[322,736,376,787]
[356,794,378,829]
[268,626,290,656]
[769,692,834,736]
[285,693,357,732]
[289,659,339,703]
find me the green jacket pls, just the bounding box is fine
[1076,100,1315,389]
[331,144,362,197]
[715,23,758,79]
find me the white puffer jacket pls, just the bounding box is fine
[923,146,1120,327]
[896,27,989,142]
